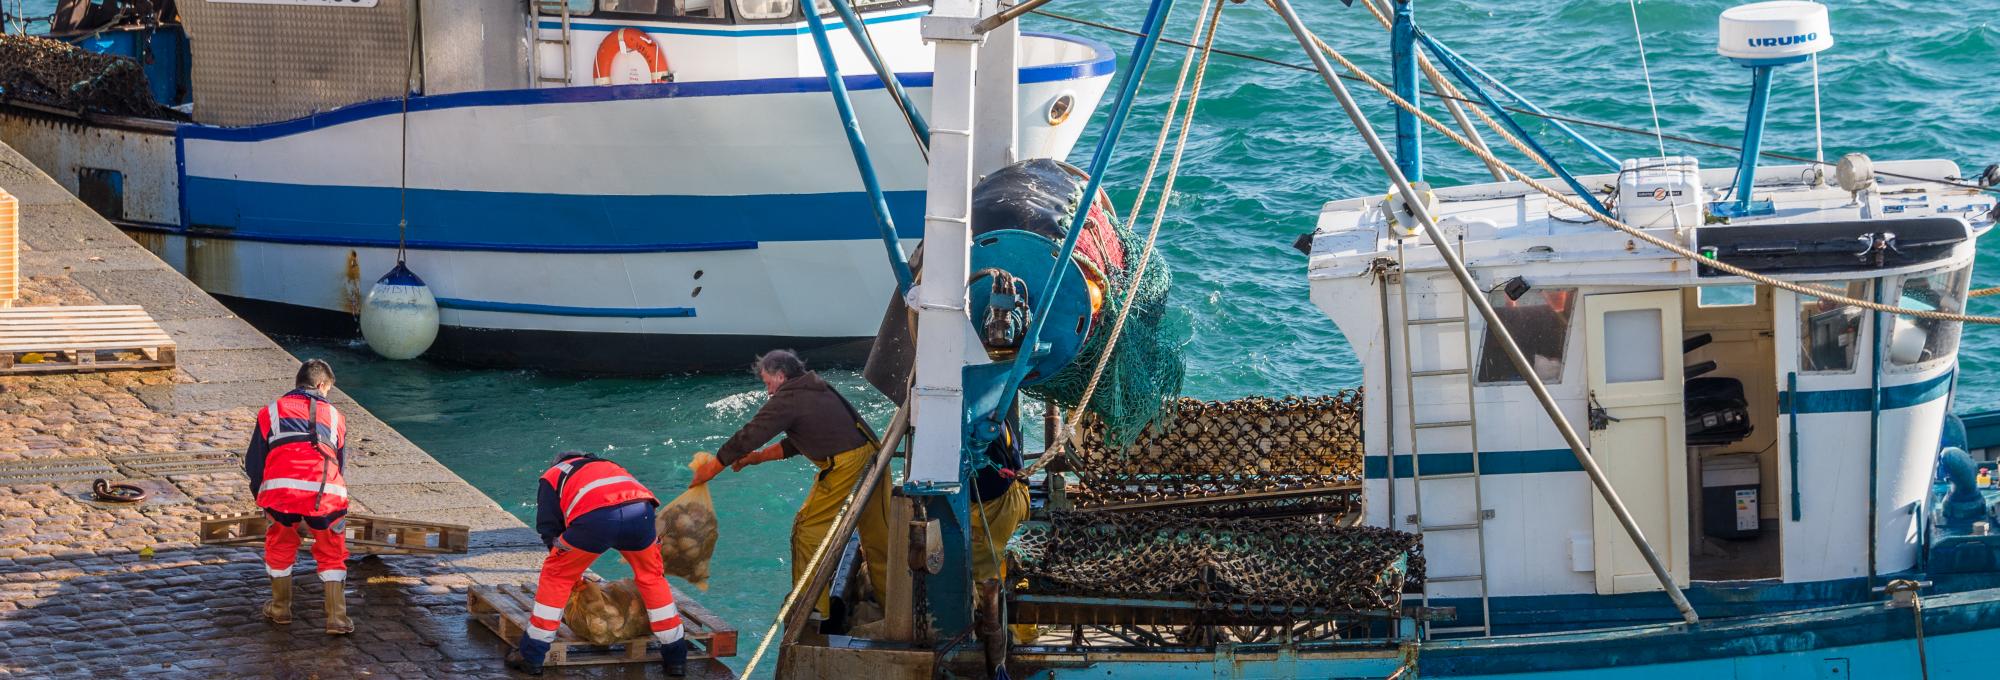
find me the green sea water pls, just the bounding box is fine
[24,0,1998,674]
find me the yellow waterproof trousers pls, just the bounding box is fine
[970,482,1030,583]
[795,443,890,617]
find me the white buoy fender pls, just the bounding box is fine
[358,262,439,360]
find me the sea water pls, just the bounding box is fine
[24,0,2000,675]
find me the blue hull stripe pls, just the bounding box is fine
[1365,448,1582,479]
[1781,369,1955,414]
[176,32,1112,144]
[435,298,695,318]
[180,178,923,252]
[542,7,924,37]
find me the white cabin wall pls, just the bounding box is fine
[422,0,528,95]
[541,8,933,87]
[1775,288,1878,583]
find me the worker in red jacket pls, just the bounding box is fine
[244,359,354,634]
[506,451,689,677]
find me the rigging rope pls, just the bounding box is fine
[1028,8,2000,195]
[395,5,421,265]
[1026,0,1225,478]
[1291,13,2000,325]
[1628,0,1669,159]
[1352,0,1558,178]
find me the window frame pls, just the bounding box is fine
[1474,287,1577,386]
[1887,267,1970,372]
[1795,280,1871,375]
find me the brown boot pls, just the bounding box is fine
[323,580,355,635]
[262,576,293,625]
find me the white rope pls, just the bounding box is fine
[1298,22,2000,325]
[1628,0,1668,159]
[1124,0,1217,229]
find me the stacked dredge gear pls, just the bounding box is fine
[1064,392,1364,509]
[1011,511,1422,616]
[0,34,176,118]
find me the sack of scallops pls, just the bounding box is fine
[658,452,721,590]
[604,579,653,640]
[561,578,628,644]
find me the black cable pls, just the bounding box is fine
[1030,9,2000,195]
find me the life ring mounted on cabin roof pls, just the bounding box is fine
[593,28,674,86]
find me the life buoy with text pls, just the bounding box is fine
[593,28,673,86]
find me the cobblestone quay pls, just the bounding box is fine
[0,142,724,678]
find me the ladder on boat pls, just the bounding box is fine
[531,1,576,87]
[1394,233,1493,638]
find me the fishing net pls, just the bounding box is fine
[0,34,178,119]
[1008,162,1191,450]
[1011,510,1422,616]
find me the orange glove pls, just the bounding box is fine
[689,452,724,488]
[731,442,787,472]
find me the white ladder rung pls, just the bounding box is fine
[1413,419,1471,430]
[1415,472,1477,481]
[1410,368,1468,377]
[1421,523,1482,532]
[1407,316,1465,326]
[1424,575,1487,584]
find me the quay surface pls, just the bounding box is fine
[0,142,725,678]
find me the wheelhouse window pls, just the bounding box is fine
[1476,287,1575,384]
[735,0,795,19]
[600,0,659,11]
[677,0,726,17]
[1797,280,1868,373]
[1890,268,1970,368]
[561,0,594,15]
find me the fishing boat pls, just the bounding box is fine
[736,1,2000,678]
[0,0,1113,372]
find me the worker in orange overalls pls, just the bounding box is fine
[244,358,354,634]
[506,451,689,677]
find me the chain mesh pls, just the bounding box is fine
[1066,392,1364,501]
[0,34,177,119]
[1012,510,1422,616]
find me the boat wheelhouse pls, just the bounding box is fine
[0,0,1115,372]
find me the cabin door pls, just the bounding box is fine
[1584,290,1690,594]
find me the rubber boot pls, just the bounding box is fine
[506,635,550,676]
[323,580,355,635]
[262,576,293,625]
[975,580,1007,680]
[659,638,689,677]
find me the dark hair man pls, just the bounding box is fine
[244,358,353,634]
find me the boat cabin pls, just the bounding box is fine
[1307,157,1996,629]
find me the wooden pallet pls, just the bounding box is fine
[469,583,739,666]
[199,512,470,555]
[0,305,176,374]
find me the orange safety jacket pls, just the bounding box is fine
[538,456,657,530]
[247,389,349,517]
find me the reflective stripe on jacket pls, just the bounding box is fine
[537,456,657,529]
[249,390,349,516]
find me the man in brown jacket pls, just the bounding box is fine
[691,350,890,617]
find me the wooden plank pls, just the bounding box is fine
[198,513,469,555]
[0,333,174,344]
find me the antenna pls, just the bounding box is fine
[1712,1,1833,218]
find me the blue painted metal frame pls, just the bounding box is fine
[1868,276,1885,583]
[1416,32,1610,215]
[803,4,915,293]
[1788,371,1802,521]
[1415,34,1619,170]
[1391,0,1421,182]
[1714,64,1779,218]
[980,0,1181,449]
[828,0,930,146]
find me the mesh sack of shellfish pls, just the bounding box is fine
[1065,392,1365,506]
[1011,510,1422,616]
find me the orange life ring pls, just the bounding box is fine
[593,28,673,85]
